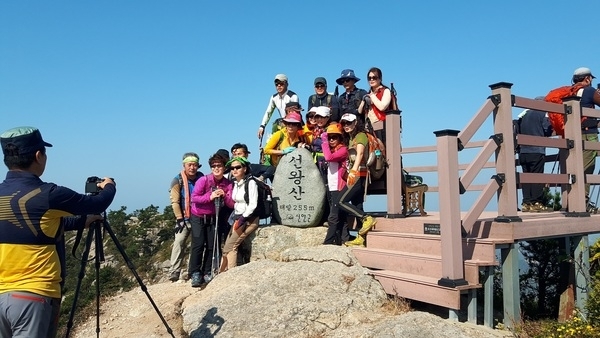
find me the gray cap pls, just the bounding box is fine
[573,67,595,79]
[314,77,327,86]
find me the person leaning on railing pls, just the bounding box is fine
[572,67,600,211]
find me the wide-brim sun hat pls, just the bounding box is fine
[283,112,303,124]
[336,69,360,85]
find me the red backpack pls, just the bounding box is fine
[544,84,585,136]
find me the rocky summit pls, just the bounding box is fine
[71,241,507,337]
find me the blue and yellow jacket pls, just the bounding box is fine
[0,171,116,298]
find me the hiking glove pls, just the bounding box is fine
[175,219,186,233]
[347,169,358,186]
[234,216,247,230]
[282,146,295,155]
[363,94,371,105]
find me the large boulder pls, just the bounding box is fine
[272,148,327,227]
[181,246,388,338]
[248,224,327,261]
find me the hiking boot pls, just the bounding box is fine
[191,272,202,288]
[203,274,213,284]
[358,215,376,236]
[521,203,531,212]
[168,271,179,282]
[530,202,552,213]
[344,235,365,247]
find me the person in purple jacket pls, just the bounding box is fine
[189,152,234,287]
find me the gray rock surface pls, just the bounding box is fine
[182,246,388,337]
[272,147,326,227]
[249,224,327,261]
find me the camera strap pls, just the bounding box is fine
[71,227,85,260]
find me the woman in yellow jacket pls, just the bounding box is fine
[263,109,306,167]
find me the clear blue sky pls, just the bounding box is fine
[1,1,599,213]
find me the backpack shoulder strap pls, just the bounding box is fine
[244,177,250,204]
[311,95,316,106]
[326,94,332,106]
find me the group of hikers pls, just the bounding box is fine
[167,67,398,287]
[516,67,600,212]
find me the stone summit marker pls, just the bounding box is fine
[272,148,326,227]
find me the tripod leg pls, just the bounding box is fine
[94,225,103,337]
[65,227,96,338]
[101,220,175,338]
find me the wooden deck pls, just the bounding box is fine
[351,82,600,328]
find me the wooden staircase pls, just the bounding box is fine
[352,215,505,310]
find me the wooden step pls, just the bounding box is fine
[366,232,499,262]
[368,269,479,310]
[352,248,490,285]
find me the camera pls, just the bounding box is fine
[85,176,113,194]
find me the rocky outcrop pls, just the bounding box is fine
[248,224,328,261]
[182,246,386,337]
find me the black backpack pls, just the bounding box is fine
[244,175,273,219]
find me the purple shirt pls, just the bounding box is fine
[190,174,234,216]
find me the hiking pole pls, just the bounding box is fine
[211,195,222,280]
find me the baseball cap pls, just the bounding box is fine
[340,113,357,122]
[573,67,595,79]
[326,123,343,135]
[314,106,331,117]
[1,126,53,156]
[274,74,288,82]
[314,77,327,86]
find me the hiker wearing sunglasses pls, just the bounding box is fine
[359,67,394,142]
[336,69,368,123]
[308,77,340,122]
[219,157,260,272]
[321,123,350,245]
[262,105,307,167]
[337,114,377,247]
[258,74,299,140]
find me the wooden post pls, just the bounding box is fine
[489,82,519,220]
[574,235,591,318]
[434,129,467,287]
[563,97,587,214]
[501,243,521,328]
[386,110,403,217]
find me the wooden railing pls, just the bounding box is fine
[384,82,600,291]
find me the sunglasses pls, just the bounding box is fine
[275,81,286,86]
[230,165,243,171]
[328,135,341,140]
[342,79,353,83]
[341,121,354,126]
[315,84,325,88]
[210,164,224,169]
[368,76,379,81]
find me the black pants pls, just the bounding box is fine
[338,176,366,219]
[519,153,545,204]
[189,214,218,276]
[324,190,350,245]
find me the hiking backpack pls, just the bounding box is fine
[243,175,273,219]
[365,132,387,180]
[311,94,333,108]
[544,84,586,137]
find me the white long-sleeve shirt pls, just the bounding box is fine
[232,177,258,218]
[260,90,299,127]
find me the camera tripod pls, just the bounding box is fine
[64,212,174,338]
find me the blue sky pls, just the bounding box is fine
[1,1,600,213]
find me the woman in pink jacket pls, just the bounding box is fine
[321,123,349,245]
[189,153,234,287]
